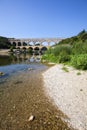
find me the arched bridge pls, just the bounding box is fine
[8,38,63,51]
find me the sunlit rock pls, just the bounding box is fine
[28,115,35,122]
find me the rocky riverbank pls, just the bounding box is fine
[43,64,87,130]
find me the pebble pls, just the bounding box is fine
[28,115,35,122]
[28,68,33,71]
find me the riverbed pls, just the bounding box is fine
[0,53,73,130]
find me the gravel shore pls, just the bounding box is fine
[43,64,87,130]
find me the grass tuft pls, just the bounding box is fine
[62,66,69,72]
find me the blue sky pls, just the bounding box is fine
[0,0,87,38]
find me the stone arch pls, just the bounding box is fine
[22,46,26,50]
[41,46,47,51]
[29,41,34,46]
[23,42,27,46]
[28,47,33,50]
[13,42,16,47]
[18,42,21,46]
[35,42,41,46]
[34,47,40,55]
[34,47,40,51]
[42,41,49,46]
[16,47,20,49]
[41,46,47,54]
[28,47,33,54]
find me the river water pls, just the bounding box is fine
[0,53,73,130]
[0,53,47,84]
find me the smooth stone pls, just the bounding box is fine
[28,68,33,71]
[28,115,35,122]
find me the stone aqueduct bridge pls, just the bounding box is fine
[8,38,63,50]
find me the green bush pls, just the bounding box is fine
[71,54,87,70]
[53,45,71,56]
[58,51,70,63]
[42,53,58,63]
[77,72,81,75]
[72,40,87,54]
[42,46,71,63]
[10,46,14,52]
[62,66,69,72]
[0,36,12,49]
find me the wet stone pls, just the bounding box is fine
[0,72,4,76]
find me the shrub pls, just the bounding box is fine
[10,46,14,52]
[62,66,69,72]
[48,54,58,63]
[72,41,87,54]
[42,53,58,63]
[53,45,71,56]
[58,51,70,63]
[77,72,81,75]
[45,48,53,55]
[71,54,87,70]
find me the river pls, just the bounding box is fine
[0,53,46,84]
[0,53,73,130]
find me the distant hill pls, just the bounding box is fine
[0,36,12,49]
[57,29,87,45]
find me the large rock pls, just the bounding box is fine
[0,72,4,76]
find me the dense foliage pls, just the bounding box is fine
[71,54,87,70]
[0,36,12,49]
[42,30,87,70]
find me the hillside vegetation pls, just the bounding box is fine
[42,30,87,70]
[0,36,11,49]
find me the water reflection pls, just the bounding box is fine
[0,53,44,84]
[0,53,41,66]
